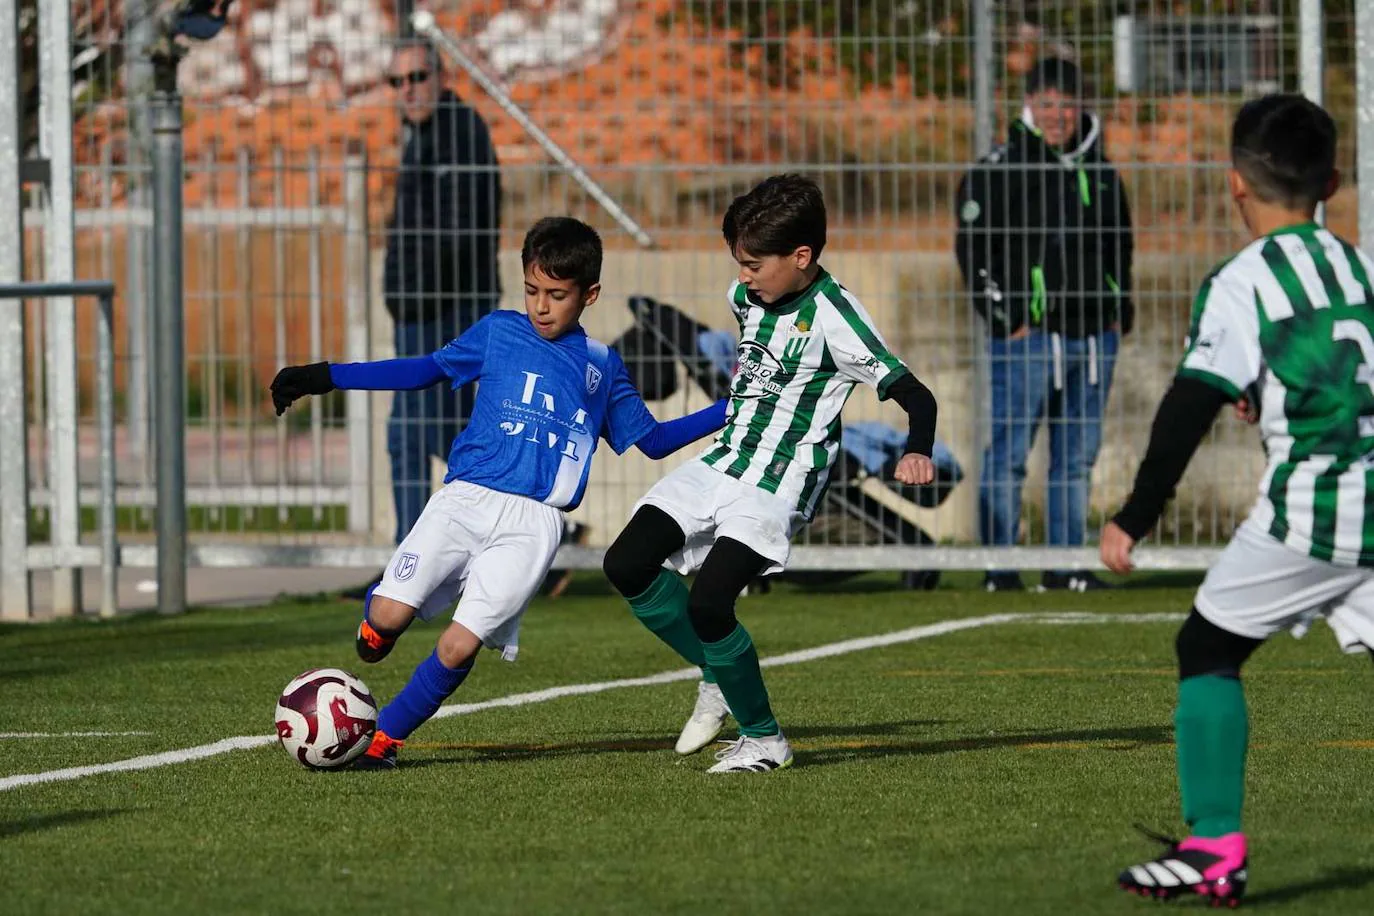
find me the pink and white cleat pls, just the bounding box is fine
[1118,825,1248,908]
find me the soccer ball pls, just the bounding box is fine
[274,668,378,770]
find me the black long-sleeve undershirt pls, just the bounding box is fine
[1112,374,1233,540]
[881,372,938,458]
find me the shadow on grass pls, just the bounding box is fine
[396,721,1168,769]
[793,724,1171,768]
[0,808,132,838]
[403,718,955,767]
[1245,866,1374,906]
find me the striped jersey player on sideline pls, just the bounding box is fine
[1101,94,1374,906]
[602,174,940,774]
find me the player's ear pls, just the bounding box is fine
[791,245,813,271]
[580,282,601,309]
[1322,168,1341,202]
[1226,168,1248,203]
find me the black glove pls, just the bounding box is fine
[271,362,334,416]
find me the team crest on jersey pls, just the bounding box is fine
[784,320,813,361]
[585,363,602,394]
[394,552,419,582]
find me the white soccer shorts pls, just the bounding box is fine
[371,480,565,661]
[633,458,805,577]
[1196,517,1374,653]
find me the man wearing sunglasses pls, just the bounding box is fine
[348,40,502,599]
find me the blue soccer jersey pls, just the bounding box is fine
[433,311,657,511]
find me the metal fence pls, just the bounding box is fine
[1,0,1368,618]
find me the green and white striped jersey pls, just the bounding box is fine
[1178,222,1374,567]
[699,269,910,519]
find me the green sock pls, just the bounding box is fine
[1175,674,1248,837]
[627,570,715,684]
[702,624,778,738]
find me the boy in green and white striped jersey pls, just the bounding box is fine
[602,175,939,773]
[1104,95,1374,905]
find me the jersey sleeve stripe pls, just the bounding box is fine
[831,290,905,372]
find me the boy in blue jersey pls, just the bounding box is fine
[270,217,727,769]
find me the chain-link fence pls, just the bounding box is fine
[1,0,1364,616]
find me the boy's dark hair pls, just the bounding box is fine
[1231,93,1336,211]
[521,217,602,291]
[1025,57,1081,97]
[722,174,827,260]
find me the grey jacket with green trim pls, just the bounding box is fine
[954,111,1134,340]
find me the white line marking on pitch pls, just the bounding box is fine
[0,611,1181,792]
[0,731,155,739]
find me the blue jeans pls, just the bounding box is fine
[387,311,488,544]
[978,329,1119,573]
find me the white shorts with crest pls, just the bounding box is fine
[371,480,565,661]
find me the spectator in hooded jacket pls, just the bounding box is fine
[955,57,1134,592]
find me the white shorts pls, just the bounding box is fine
[1196,518,1374,653]
[633,458,805,576]
[372,480,565,661]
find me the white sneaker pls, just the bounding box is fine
[706,732,793,773]
[675,681,731,755]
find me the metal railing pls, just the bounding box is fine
[0,281,118,620]
[4,1,1373,619]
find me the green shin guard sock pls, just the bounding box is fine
[1175,674,1249,837]
[702,624,778,738]
[628,570,714,683]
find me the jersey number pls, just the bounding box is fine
[1333,319,1374,396]
[1333,319,1374,439]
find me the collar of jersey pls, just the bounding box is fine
[525,316,586,342]
[1263,220,1320,239]
[746,267,830,315]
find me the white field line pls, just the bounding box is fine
[0,611,1180,793]
[0,731,155,739]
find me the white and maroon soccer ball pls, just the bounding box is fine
[274,668,378,770]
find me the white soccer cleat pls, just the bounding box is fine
[706,732,793,774]
[675,680,731,755]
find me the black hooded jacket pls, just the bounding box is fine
[954,111,1134,340]
[383,90,502,325]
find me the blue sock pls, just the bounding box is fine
[376,651,474,741]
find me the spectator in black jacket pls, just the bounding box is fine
[955,57,1134,592]
[348,40,501,598]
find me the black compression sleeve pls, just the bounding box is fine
[882,372,938,457]
[1112,375,1232,540]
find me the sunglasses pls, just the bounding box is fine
[388,70,431,89]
